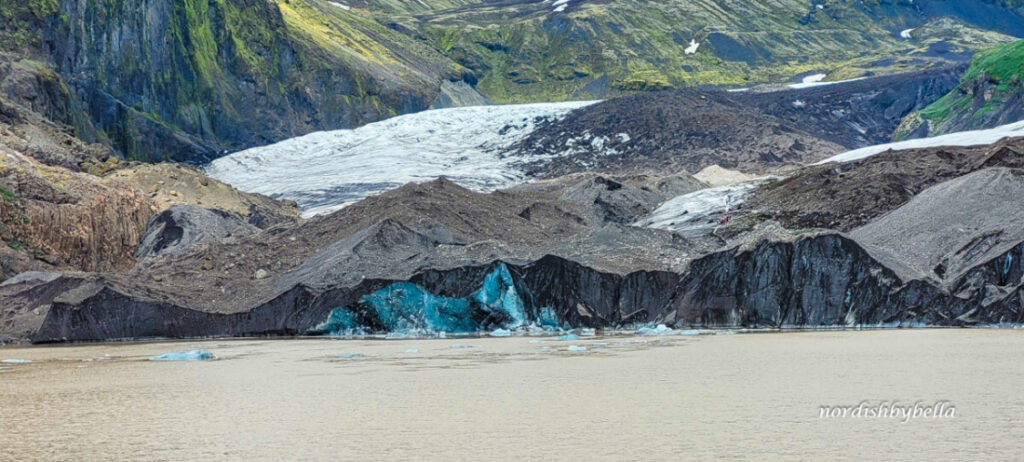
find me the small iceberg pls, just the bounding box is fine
[405,349,420,354]
[580,328,596,336]
[529,339,544,344]
[450,344,474,349]
[567,345,587,352]
[637,324,674,336]
[1,359,32,364]
[680,330,701,336]
[553,334,581,341]
[332,353,365,359]
[490,328,513,337]
[149,350,216,361]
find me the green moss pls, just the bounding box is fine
[0,186,14,203]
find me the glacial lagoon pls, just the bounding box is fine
[1,329,1023,461]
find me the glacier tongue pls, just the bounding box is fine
[818,120,1024,164]
[205,102,594,217]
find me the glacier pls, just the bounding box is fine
[634,180,768,233]
[206,102,593,217]
[819,120,1024,164]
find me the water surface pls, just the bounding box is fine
[1,330,1021,461]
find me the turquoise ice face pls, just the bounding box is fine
[310,263,555,336]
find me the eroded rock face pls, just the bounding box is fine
[19,231,1024,343]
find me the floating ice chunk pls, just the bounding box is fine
[637,324,675,336]
[490,328,513,337]
[450,344,474,349]
[567,345,587,352]
[1,359,31,364]
[580,328,596,336]
[554,334,581,341]
[529,339,544,344]
[591,343,609,349]
[680,330,701,336]
[149,350,216,361]
[404,349,420,354]
[332,353,365,358]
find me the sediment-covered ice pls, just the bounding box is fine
[206,102,593,217]
[149,350,216,361]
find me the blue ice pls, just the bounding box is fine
[149,350,215,361]
[553,334,581,341]
[473,263,528,327]
[637,324,674,336]
[1,359,31,364]
[680,330,701,336]
[332,353,365,358]
[405,349,420,354]
[450,344,474,349]
[567,345,587,352]
[490,328,513,337]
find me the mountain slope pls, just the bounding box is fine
[896,39,1024,139]
[1,0,464,162]
[355,0,1023,103]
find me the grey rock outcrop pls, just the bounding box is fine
[137,205,256,261]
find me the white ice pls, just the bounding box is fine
[328,2,350,10]
[149,350,216,361]
[818,120,1024,164]
[206,102,593,217]
[634,180,767,232]
[788,75,866,90]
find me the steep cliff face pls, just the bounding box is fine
[897,39,1024,139]
[2,0,463,162]
[18,230,1024,343]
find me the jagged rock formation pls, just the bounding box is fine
[897,39,1024,139]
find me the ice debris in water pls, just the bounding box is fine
[567,345,587,352]
[1,359,31,364]
[490,328,513,337]
[332,353,365,358]
[405,349,420,354]
[580,328,596,336]
[149,350,216,361]
[554,334,581,341]
[529,339,544,344]
[681,330,701,336]
[637,324,674,336]
[450,344,474,349]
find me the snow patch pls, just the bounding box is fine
[206,102,593,217]
[789,75,866,90]
[818,120,1024,164]
[900,28,915,39]
[684,39,700,55]
[328,2,350,10]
